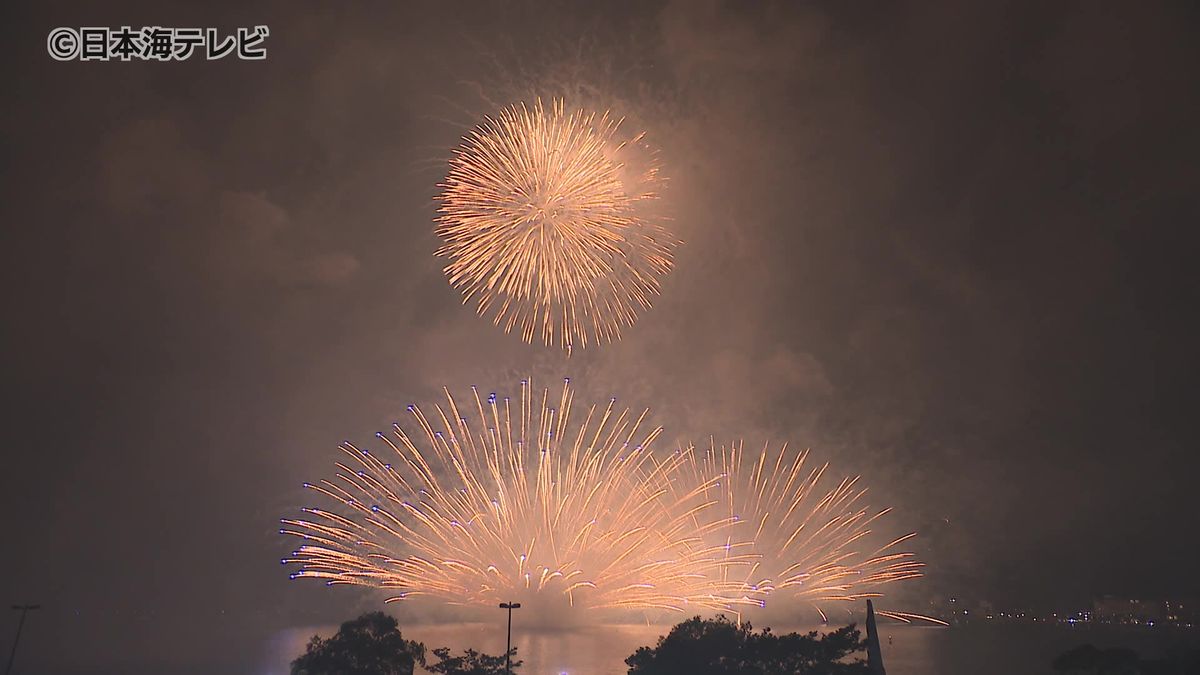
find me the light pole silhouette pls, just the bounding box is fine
[498,602,521,674]
[5,604,40,675]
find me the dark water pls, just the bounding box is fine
[266,621,1199,675]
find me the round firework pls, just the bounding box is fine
[435,99,676,351]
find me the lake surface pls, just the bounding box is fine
[266,620,1199,675]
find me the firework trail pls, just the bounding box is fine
[435,99,677,351]
[282,379,752,614]
[282,380,931,622]
[668,441,927,620]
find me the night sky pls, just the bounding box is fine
[2,2,1198,673]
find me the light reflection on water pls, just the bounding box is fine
[267,621,1198,675]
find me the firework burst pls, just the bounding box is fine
[435,99,676,350]
[282,380,928,622]
[669,441,927,620]
[282,379,750,614]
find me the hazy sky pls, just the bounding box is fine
[2,1,1198,673]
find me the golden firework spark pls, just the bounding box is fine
[282,379,751,613]
[669,441,927,618]
[282,381,928,621]
[435,99,676,350]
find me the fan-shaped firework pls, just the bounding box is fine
[282,379,750,613]
[671,441,927,622]
[435,99,676,351]
[282,380,928,621]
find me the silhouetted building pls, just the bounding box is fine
[1093,596,1166,625]
[865,600,886,675]
[1164,600,1196,626]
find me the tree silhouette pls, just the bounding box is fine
[1052,644,1200,675]
[426,646,522,675]
[625,615,869,675]
[291,611,426,675]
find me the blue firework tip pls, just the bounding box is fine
[488,393,497,402]
[371,505,380,512]
[303,482,312,488]
[564,377,570,383]
[376,432,385,438]
[406,404,415,411]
